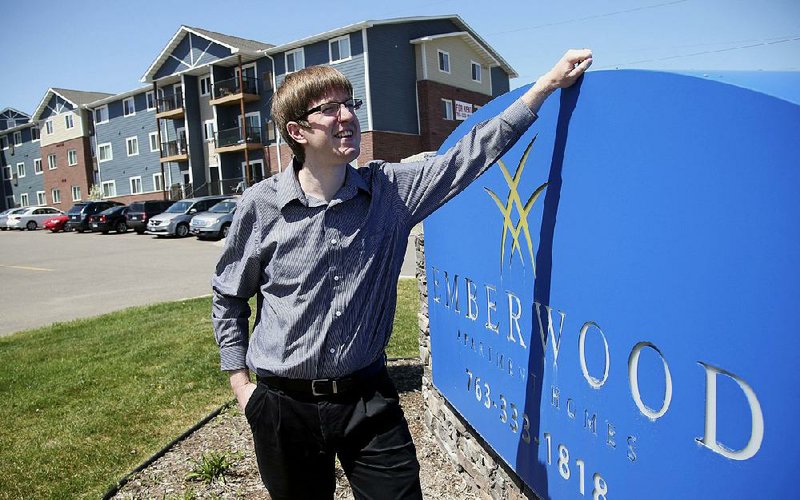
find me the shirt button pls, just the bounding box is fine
[329,348,335,354]
[335,310,342,317]
[333,275,340,281]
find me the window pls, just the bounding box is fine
[471,61,482,82]
[65,114,74,129]
[47,154,57,170]
[68,149,78,166]
[442,99,454,120]
[266,120,276,141]
[199,76,211,96]
[31,126,40,142]
[329,35,351,63]
[126,136,139,156]
[130,176,143,194]
[51,188,61,204]
[98,143,113,162]
[285,48,304,73]
[203,120,215,141]
[2,165,11,180]
[13,131,22,146]
[36,191,46,205]
[45,120,54,134]
[34,158,42,174]
[101,180,116,198]
[123,97,135,117]
[71,186,81,201]
[20,193,29,207]
[16,162,25,178]
[149,132,159,152]
[438,50,450,73]
[153,173,164,192]
[95,106,109,124]
[0,136,7,149]
[146,91,156,110]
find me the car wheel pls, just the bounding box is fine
[175,223,189,237]
[220,223,231,239]
[116,221,128,234]
[136,229,145,235]
[101,229,109,234]
[26,221,37,231]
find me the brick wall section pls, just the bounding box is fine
[42,136,94,209]
[415,233,541,500]
[417,80,493,152]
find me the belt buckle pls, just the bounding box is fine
[311,378,337,396]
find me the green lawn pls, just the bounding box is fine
[0,279,420,499]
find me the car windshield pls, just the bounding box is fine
[128,202,144,212]
[67,204,89,215]
[165,201,192,213]
[208,201,236,213]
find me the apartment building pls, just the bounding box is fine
[0,109,42,210]
[4,15,515,206]
[31,89,113,209]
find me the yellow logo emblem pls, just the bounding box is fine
[484,135,548,275]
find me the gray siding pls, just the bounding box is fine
[154,34,233,80]
[0,125,45,209]
[94,91,161,195]
[183,75,207,187]
[367,19,461,134]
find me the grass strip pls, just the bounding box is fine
[0,280,420,498]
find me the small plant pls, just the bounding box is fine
[186,450,234,484]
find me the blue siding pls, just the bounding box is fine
[39,95,75,120]
[367,20,461,134]
[491,66,510,97]
[93,91,162,195]
[154,33,234,80]
[183,75,207,187]
[0,125,45,209]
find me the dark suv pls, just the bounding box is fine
[126,199,175,235]
[66,201,124,232]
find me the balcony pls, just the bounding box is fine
[156,94,185,119]
[215,126,262,153]
[160,139,188,163]
[209,76,261,106]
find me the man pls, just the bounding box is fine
[212,49,592,499]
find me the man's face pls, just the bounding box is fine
[298,89,361,167]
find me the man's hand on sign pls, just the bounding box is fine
[522,49,593,113]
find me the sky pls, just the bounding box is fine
[2,0,798,115]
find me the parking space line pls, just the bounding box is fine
[0,264,54,272]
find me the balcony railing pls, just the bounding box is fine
[213,76,260,99]
[157,94,184,114]
[216,126,262,148]
[161,139,188,158]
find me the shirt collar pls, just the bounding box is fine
[277,158,371,210]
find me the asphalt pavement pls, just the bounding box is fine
[0,228,418,337]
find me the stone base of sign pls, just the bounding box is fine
[415,233,539,500]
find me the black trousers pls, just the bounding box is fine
[244,367,423,500]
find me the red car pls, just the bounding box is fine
[43,215,69,233]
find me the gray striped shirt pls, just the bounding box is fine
[212,98,537,378]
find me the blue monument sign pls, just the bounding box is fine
[425,70,800,499]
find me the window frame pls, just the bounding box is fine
[126,136,139,157]
[329,35,352,63]
[47,154,57,170]
[129,176,143,195]
[51,188,61,204]
[13,131,22,146]
[31,126,40,142]
[149,131,159,152]
[437,50,450,74]
[36,191,46,206]
[67,149,78,166]
[442,99,454,120]
[285,48,305,74]
[16,162,26,178]
[2,165,11,180]
[123,97,136,117]
[199,76,212,96]
[34,158,42,175]
[71,185,82,202]
[145,91,156,111]
[20,193,29,207]
[153,172,164,192]
[101,180,117,198]
[0,136,8,150]
[97,143,113,163]
[65,114,74,129]
[45,119,54,134]
[95,105,109,125]
[471,61,482,83]
[203,120,216,142]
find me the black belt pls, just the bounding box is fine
[258,356,386,397]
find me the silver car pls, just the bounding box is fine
[145,195,232,237]
[190,198,238,240]
[0,208,27,230]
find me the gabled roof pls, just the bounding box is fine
[141,25,275,82]
[32,88,113,121]
[84,85,153,109]
[0,108,30,119]
[409,31,515,76]
[262,15,517,77]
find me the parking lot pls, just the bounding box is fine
[0,228,418,337]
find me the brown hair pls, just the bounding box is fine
[271,66,353,164]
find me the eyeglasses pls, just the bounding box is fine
[298,98,363,121]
